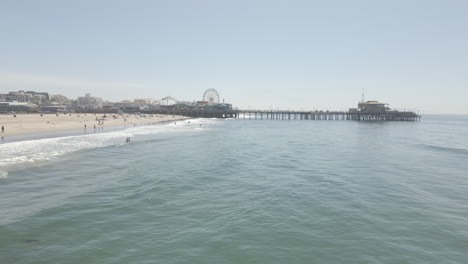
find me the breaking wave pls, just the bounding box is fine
[0,118,216,173]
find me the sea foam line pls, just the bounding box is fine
[0,118,214,171]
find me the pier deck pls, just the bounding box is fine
[144,109,420,121]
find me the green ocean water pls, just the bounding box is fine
[1,116,467,263]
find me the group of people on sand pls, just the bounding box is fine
[84,123,105,131]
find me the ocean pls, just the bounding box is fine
[1,115,467,264]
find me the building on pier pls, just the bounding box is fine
[349,100,390,113]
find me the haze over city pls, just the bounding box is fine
[1,0,467,114]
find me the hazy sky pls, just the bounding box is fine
[1,0,467,114]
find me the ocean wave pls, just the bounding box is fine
[0,118,215,171]
[424,144,468,156]
[0,171,8,179]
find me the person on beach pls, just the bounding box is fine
[84,124,87,130]
[1,126,4,133]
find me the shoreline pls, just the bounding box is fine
[0,113,189,143]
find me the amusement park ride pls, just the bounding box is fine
[202,88,220,105]
[158,88,230,109]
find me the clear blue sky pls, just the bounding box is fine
[1,0,467,114]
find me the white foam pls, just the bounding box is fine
[0,118,218,171]
[0,171,8,179]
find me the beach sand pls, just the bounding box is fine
[0,113,186,137]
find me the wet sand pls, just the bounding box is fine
[0,113,185,137]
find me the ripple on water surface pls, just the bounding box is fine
[1,116,468,264]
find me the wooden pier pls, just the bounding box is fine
[237,110,420,121]
[144,109,420,121]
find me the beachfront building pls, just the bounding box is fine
[77,93,103,109]
[0,90,49,104]
[0,101,38,113]
[39,102,67,113]
[134,98,155,105]
[0,91,32,102]
[26,91,50,103]
[115,100,143,111]
[102,102,119,111]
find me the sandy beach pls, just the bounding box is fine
[0,113,186,137]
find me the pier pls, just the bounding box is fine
[144,109,420,121]
[236,110,420,121]
[139,96,421,121]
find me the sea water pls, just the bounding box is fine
[0,116,467,264]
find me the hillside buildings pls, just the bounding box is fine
[51,94,73,105]
[0,90,49,105]
[0,90,53,113]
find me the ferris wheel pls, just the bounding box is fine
[203,88,220,105]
